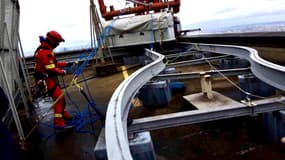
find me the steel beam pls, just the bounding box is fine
[165,51,195,59]
[154,68,250,80]
[128,96,285,133]
[167,55,230,67]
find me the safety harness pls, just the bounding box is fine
[33,46,58,98]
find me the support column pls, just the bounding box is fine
[95,129,156,160]
[200,72,213,99]
[0,57,25,142]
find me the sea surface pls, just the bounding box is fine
[186,21,285,35]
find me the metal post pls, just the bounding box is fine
[90,0,105,63]
[200,72,213,99]
[4,23,30,117]
[17,32,33,99]
[0,57,25,141]
[0,0,5,49]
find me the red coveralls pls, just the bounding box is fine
[34,41,71,128]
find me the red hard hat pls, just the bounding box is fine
[46,30,65,43]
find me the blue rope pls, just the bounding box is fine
[66,105,94,132]
[59,19,118,129]
[64,48,89,74]
[69,106,100,133]
[73,24,115,78]
[61,74,101,133]
[37,103,101,135]
[63,23,119,131]
[61,76,81,113]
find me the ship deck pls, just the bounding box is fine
[27,59,285,160]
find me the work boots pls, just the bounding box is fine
[54,111,74,130]
[63,110,73,121]
[54,118,74,130]
[54,117,65,129]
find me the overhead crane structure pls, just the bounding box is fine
[98,0,180,20]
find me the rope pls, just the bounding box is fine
[149,3,155,50]
[30,74,102,139]
[185,42,285,108]
[184,43,285,107]
[192,43,260,99]
[59,73,102,133]
[191,43,285,106]
[74,24,114,77]
[25,79,78,139]
[204,56,285,106]
[61,76,81,113]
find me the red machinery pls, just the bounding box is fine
[98,0,180,20]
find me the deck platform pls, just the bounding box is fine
[183,91,243,110]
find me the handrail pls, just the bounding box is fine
[105,48,165,160]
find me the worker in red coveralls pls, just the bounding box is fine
[34,30,73,129]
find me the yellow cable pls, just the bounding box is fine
[25,77,79,139]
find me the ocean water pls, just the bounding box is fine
[186,21,285,35]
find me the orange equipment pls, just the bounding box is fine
[98,0,180,20]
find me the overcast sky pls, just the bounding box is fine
[19,0,285,56]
